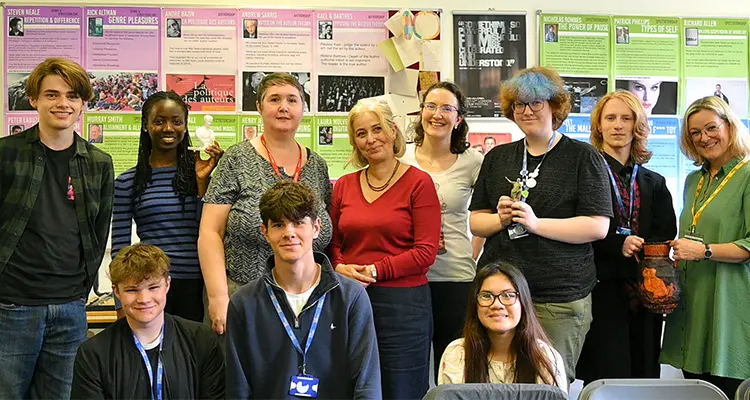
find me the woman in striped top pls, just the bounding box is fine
[110,91,223,322]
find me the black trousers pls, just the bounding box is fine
[165,278,205,322]
[429,281,472,384]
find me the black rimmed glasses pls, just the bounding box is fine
[477,291,519,307]
[422,102,459,115]
[511,100,545,114]
[689,122,724,139]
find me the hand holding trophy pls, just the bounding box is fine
[506,177,529,240]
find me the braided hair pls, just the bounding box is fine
[132,91,197,205]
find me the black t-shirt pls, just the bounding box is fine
[0,143,85,305]
[145,347,163,399]
[469,135,613,303]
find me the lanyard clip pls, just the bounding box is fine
[302,363,307,375]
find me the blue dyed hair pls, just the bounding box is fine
[500,67,571,130]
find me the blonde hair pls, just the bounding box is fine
[109,243,170,287]
[681,96,750,165]
[590,90,653,164]
[346,98,406,168]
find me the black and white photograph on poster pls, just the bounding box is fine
[562,76,609,114]
[453,13,526,118]
[7,72,33,111]
[685,78,749,118]
[242,71,311,112]
[317,75,385,112]
[318,125,333,146]
[615,79,678,116]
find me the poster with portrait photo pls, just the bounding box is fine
[241,71,311,112]
[8,16,23,37]
[318,125,333,146]
[615,79,678,115]
[166,18,181,38]
[453,13,527,118]
[7,72,33,111]
[561,76,608,114]
[685,78,749,118]
[317,75,385,113]
[8,124,24,135]
[318,20,332,40]
[468,132,512,155]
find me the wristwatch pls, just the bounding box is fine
[370,265,378,279]
[704,244,713,260]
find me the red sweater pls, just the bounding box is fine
[330,166,441,288]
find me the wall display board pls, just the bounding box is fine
[0,5,444,179]
[453,12,527,118]
[539,13,612,114]
[5,6,83,136]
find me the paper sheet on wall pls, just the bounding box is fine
[387,93,421,117]
[385,9,411,37]
[387,68,419,97]
[420,40,442,72]
[378,38,405,72]
[393,35,422,67]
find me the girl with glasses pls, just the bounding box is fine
[437,261,566,394]
[469,67,613,384]
[400,81,485,384]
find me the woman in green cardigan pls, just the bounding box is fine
[663,95,750,398]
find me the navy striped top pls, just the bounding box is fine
[111,166,202,279]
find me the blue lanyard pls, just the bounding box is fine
[265,282,326,375]
[604,159,639,228]
[133,326,164,400]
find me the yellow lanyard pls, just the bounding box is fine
[690,157,750,233]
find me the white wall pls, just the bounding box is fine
[4,0,743,294]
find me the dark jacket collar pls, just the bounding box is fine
[263,251,341,304]
[25,123,89,158]
[602,151,635,176]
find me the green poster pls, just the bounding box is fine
[188,113,238,151]
[236,114,314,149]
[613,16,680,77]
[84,113,141,177]
[681,18,749,117]
[540,14,611,77]
[312,115,358,179]
[613,16,680,116]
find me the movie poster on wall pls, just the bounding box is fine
[238,9,314,113]
[539,13,611,115]
[453,12,526,118]
[5,6,83,136]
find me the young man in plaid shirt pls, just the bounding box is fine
[0,58,114,399]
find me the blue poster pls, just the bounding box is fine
[743,119,750,130]
[647,118,679,179]
[559,114,591,143]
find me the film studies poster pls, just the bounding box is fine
[453,12,526,118]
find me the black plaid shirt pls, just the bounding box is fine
[0,125,114,292]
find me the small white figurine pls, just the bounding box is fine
[189,114,216,151]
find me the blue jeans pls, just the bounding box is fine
[0,299,87,400]
[368,284,432,400]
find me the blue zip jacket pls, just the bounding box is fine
[226,252,382,399]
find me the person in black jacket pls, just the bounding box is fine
[577,90,677,383]
[226,181,381,399]
[71,243,225,399]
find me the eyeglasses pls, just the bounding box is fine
[477,291,519,307]
[512,100,545,114]
[423,102,459,115]
[689,122,724,139]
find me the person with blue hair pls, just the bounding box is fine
[469,66,613,386]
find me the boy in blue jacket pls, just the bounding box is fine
[226,180,381,399]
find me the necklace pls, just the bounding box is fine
[365,160,400,192]
[521,131,557,189]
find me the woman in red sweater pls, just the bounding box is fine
[330,97,441,399]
